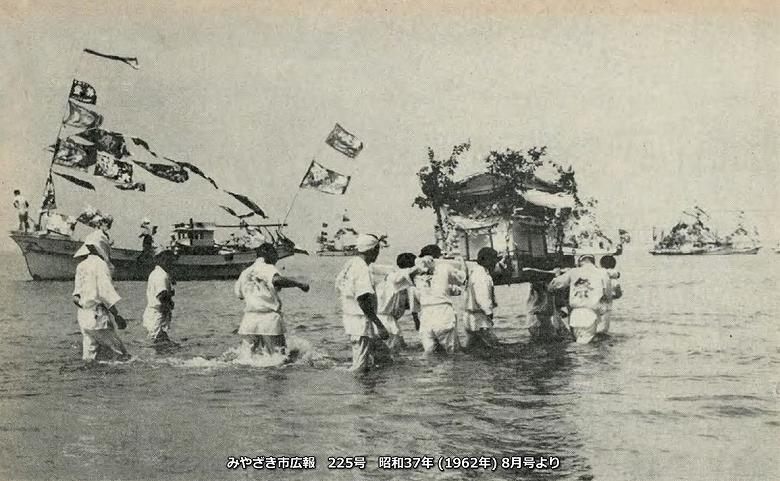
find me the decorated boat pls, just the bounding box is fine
[10,48,306,281]
[11,220,303,281]
[650,208,761,256]
[315,210,387,257]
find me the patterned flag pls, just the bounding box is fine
[299,160,351,195]
[94,152,134,184]
[133,161,189,183]
[53,171,95,190]
[325,123,363,158]
[69,79,97,104]
[52,138,96,171]
[115,182,146,192]
[79,129,128,159]
[62,100,103,129]
[41,174,57,211]
[128,137,201,185]
[84,48,139,70]
[224,191,267,218]
[174,160,219,189]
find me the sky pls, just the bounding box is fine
[1,0,778,255]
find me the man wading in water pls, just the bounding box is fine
[72,237,130,363]
[335,234,391,372]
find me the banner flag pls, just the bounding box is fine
[224,191,267,218]
[325,123,363,158]
[94,152,134,184]
[133,161,189,183]
[174,160,219,189]
[115,182,146,192]
[62,100,103,130]
[220,205,256,219]
[53,171,95,190]
[299,160,351,195]
[52,138,97,171]
[84,48,140,70]
[79,129,129,159]
[69,79,97,104]
[41,174,57,211]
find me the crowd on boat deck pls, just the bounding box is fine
[66,213,623,369]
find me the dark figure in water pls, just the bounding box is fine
[527,269,572,342]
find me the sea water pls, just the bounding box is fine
[0,251,777,480]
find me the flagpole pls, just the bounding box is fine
[281,141,327,226]
[281,188,301,225]
[37,49,88,228]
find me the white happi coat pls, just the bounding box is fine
[73,254,121,331]
[234,259,284,336]
[142,266,174,336]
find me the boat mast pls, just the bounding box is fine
[37,51,88,228]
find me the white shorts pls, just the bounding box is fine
[419,304,459,353]
[81,327,128,361]
[142,308,172,340]
[569,309,599,344]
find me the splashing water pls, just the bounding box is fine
[150,335,331,370]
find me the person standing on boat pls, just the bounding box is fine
[463,247,500,350]
[335,234,391,372]
[72,237,130,362]
[142,247,177,345]
[138,218,155,263]
[12,189,31,233]
[414,244,467,354]
[549,254,607,344]
[234,243,309,359]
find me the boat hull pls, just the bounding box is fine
[10,231,296,281]
[650,246,761,256]
[316,250,356,257]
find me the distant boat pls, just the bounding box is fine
[315,210,387,257]
[650,207,761,256]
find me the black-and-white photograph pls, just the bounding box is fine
[0,1,777,479]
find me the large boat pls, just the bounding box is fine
[650,207,761,256]
[11,221,304,281]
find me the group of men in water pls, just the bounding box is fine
[332,234,622,371]
[68,221,621,370]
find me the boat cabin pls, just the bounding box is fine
[445,172,578,284]
[171,220,219,254]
